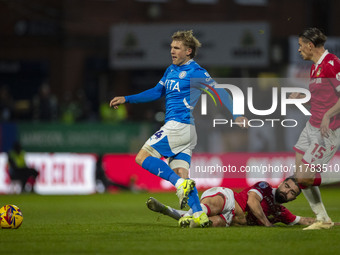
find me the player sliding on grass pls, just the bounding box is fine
[147,177,317,228]
[110,30,247,227]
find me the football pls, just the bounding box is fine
[0,204,23,229]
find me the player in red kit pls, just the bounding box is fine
[290,27,340,230]
[234,180,302,226]
[146,177,316,227]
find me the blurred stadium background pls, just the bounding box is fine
[1,0,340,195]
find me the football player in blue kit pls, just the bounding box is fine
[110,30,247,227]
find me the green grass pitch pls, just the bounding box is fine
[1,187,340,255]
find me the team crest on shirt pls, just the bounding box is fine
[316,67,322,77]
[259,182,268,189]
[179,71,187,79]
[336,72,340,81]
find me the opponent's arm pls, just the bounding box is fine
[288,92,310,106]
[298,217,340,226]
[289,92,306,99]
[296,217,315,225]
[247,191,273,227]
[214,88,249,128]
[110,83,165,108]
[194,70,248,128]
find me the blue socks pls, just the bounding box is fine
[142,156,180,186]
[187,187,203,213]
[142,156,203,214]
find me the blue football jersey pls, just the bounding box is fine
[158,59,214,124]
[125,59,236,125]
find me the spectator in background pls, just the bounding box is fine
[100,96,127,123]
[0,85,14,121]
[7,141,39,193]
[74,89,97,122]
[32,83,58,121]
[60,90,78,124]
[60,89,97,123]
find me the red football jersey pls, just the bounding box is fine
[309,51,340,130]
[234,182,299,225]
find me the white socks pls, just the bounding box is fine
[302,186,331,222]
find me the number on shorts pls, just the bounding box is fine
[311,143,326,159]
[154,130,164,139]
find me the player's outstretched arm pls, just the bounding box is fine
[247,191,274,227]
[109,96,126,109]
[288,92,310,106]
[297,217,315,225]
[289,92,305,99]
[235,116,249,129]
[297,218,340,226]
[213,87,249,129]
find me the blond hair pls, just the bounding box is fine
[172,30,201,58]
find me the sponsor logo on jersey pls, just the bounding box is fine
[336,72,340,81]
[328,60,334,66]
[165,79,180,92]
[179,71,187,79]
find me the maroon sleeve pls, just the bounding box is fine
[275,205,298,225]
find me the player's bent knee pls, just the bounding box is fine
[135,153,146,166]
[136,148,155,166]
[173,168,189,179]
[141,144,162,158]
[201,195,224,215]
